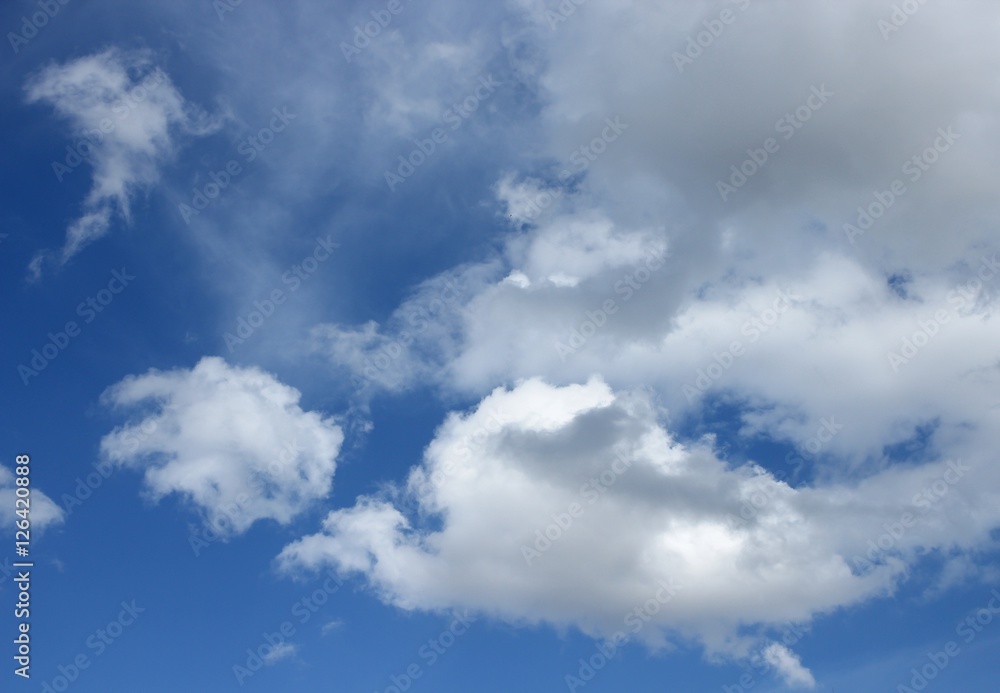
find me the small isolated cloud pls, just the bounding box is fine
[261,641,297,665]
[320,619,344,635]
[100,357,343,536]
[762,642,816,689]
[24,47,221,274]
[0,465,64,533]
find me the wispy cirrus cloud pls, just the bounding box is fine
[25,47,222,277]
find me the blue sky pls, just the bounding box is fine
[3,0,1000,691]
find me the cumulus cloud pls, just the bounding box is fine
[100,357,343,535]
[762,642,816,689]
[518,0,1000,268]
[317,203,1000,473]
[25,47,221,274]
[305,0,1000,492]
[155,0,999,683]
[278,379,994,676]
[0,465,64,534]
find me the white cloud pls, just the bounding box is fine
[261,641,297,665]
[61,208,113,265]
[0,465,64,534]
[318,204,1000,470]
[312,261,501,398]
[762,642,816,689]
[278,378,996,673]
[320,619,344,635]
[516,0,1000,268]
[286,15,1000,684]
[25,47,220,272]
[100,357,343,535]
